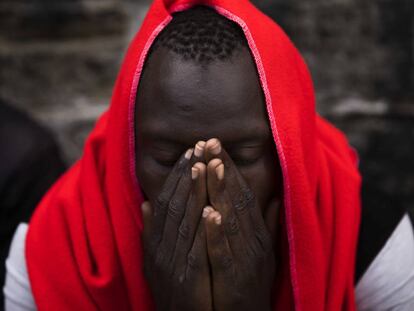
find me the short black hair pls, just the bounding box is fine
[148,6,248,64]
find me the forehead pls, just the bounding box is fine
[136,47,271,144]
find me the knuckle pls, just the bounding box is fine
[254,225,265,240]
[244,246,255,261]
[172,267,187,285]
[243,187,255,201]
[217,255,233,271]
[167,199,182,222]
[178,221,190,240]
[177,273,186,284]
[247,238,262,258]
[155,195,168,213]
[177,157,188,169]
[187,252,199,270]
[235,187,255,214]
[234,196,248,214]
[241,248,255,267]
[244,188,256,208]
[225,214,240,236]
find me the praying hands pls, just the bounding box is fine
[141,138,280,311]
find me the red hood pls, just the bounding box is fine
[27,0,361,310]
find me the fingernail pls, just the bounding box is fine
[214,214,222,225]
[210,139,221,155]
[202,207,211,218]
[185,148,194,159]
[194,141,205,157]
[216,164,224,180]
[192,167,199,180]
[194,161,206,172]
[141,201,149,210]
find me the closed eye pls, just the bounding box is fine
[151,147,182,168]
[154,158,178,167]
[229,145,263,166]
[232,156,260,166]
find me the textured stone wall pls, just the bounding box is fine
[0,0,413,210]
[0,0,149,163]
[253,0,414,211]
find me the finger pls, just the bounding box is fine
[206,158,226,215]
[205,138,245,187]
[202,206,215,217]
[151,148,194,241]
[206,157,248,259]
[204,138,222,163]
[192,140,206,164]
[205,141,269,256]
[157,140,206,262]
[206,161,248,266]
[173,162,207,273]
[204,210,234,276]
[204,210,234,307]
[205,138,251,215]
[205,138,242,189]
[158,161,193,259]
[264,198,281,247]
[186,218,209,280]
[205,141,256,247]
[183,218,213,310]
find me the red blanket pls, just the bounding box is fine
[26,0,361,310]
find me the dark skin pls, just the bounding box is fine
[136,46,283,310]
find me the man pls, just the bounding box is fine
[5,2,411,310]
[0,100,65,310]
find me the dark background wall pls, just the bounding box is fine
[256,0,414,213]
[1,0,413,212]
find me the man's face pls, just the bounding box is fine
[135,47,282,212]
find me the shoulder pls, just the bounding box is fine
[0,103,65,187]
[4,223,36,311]
[356,214,414,310]
[0,103,59,163]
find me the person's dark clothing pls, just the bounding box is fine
[0,102,66,310]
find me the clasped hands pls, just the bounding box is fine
[141,138,279,311]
